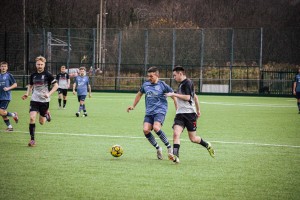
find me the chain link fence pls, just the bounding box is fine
[1,28,299,95]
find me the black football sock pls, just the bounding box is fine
[173,144,180,157]
[63,100,67,107]
[200,138,208,148]
[4,119,10,127]
[58,99,62,106]
[29,123,36,140]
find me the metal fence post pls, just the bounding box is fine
[116,30,122,90]
[172,29,176,69]
[144,29,148,76]
[67,28,71,69]
[230,28,234,93]
[200,28,205,93]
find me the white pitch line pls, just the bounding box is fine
[200,101,295,108]
[12,130,300,149]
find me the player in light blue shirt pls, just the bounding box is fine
[0,61,19,131]
[127,66,177,160]
[293,67,300,114]
[73,66,91,117]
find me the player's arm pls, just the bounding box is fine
[166,92,191,101]
[72,82,77,95]
[4,82,17,91]
[194,93,201,117]
[171,96,178,111]
[47,82,58,97]
[293,81,296,95]
[22,84,33,100]
[127,91,143,112]
[88,84,91,98]
[67,78,70,88]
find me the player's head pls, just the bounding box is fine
[60,65,66,73]
[79,66,86,76]
[147,66,159,84]
[0,61,8,74]
[35,56,46,73]
[172,66,186,82]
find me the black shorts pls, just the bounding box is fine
[58,88,68,96]
[296,92,300,99]
[30,101,49,117]
[173,113,198,132]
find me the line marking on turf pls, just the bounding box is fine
[12,130,300,149]
[199,101,295,108]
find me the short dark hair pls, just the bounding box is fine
[173,66,185,73]
[0,61,8,66]
[147,66,159,73]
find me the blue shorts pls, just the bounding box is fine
[77,95,86,102]
[144,113,166,125]
[0,100,10,110]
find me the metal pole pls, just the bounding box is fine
[96,14,99,69]
[117,30,122,90]
[99,0,103,70]
[47,32,52,72]
[67,28,71,69]
[144,29,148,76]
[172,29,176,69]
[230,28,234,93]
[200,28,205,93]
[259,27,263,70]
[23,0,26,72]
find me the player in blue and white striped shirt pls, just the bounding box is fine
[73,66,91,117]
[0,61,19,131]
[127,66,177,160]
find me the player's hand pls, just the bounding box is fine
[22,94,28,100]
[196,111,201,118]
[165,92,174,97]
[3,87,9,91]
[127,106,134,112]
[44,93,50,98]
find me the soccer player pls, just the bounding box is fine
[293,67,300,114]
[56,65,70,109]
[0,61,19,131]
[22,56,58,147]
[127,66,177,160]
[166,66,215,163]
[72,66,91,117]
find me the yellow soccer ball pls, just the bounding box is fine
[110,144,124,157]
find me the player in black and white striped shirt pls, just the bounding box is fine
[166,66,215,163]
[22,56,58,147]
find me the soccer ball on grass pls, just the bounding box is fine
[110,144,123,157]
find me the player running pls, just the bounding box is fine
[56,65,70,109]
[0,61,19,131]
[127,66,177,160]
[73,66,91,117]
[166,66,215,163]
[22,56,58,147]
